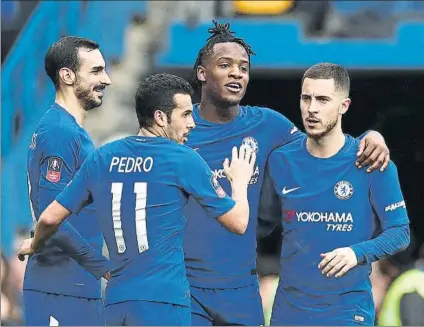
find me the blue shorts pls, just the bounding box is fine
[23,290,104,326]
[271,289,374,326]
[105,300,191,326]
[190,284,264,326]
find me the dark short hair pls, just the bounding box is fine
[135,73,193,128]
[45,36,99,89]
[193,20,255,88]
[302,63,350,95]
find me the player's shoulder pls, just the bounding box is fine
[369,160,398,180]
[270,133,306,158]
[32,106,80,153]
[36,105,79,138]
[342,134,361,155]
[241,105,286,120]
[242,105,295,134]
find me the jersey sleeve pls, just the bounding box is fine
[369,161,409,228]
[38,126,79,192]
[176,148,236,219]
[56,152,94,215]
[266,108,304,149]
[35,131,108,278]
[258,154,283,238]
[350,162,410,264]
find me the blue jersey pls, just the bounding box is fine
[265,134,409,321]
[25,103,103,298]
[56,136,236,307]
[183,104,301,288]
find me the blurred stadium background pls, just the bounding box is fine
[2,1,423,325]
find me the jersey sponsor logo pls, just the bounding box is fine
[334,181,354,200]
[242,136,259,154]
[282,186,300,194]
[46,157,63,183]
[213,166,260,185]
[296,212,353,223]
[289,211,354,232]
[210,175,226,198]
[284,210,296,223]
[385,200,406,212]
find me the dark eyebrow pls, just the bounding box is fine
[315,95,332,100]
[91,65,105,71]
[217,56,249,64]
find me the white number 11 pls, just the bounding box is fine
[111,182,149,254]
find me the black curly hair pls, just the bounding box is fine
[192,20,255,88]
[135,73,193,128]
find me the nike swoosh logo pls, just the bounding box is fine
[282,186,300,194]
[193,148,200,151]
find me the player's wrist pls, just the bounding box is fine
[230,182,248,201]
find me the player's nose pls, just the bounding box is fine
[228,66,243,79]
[102,72,112,86]
[187,116,195,129]
[307,102,319,114]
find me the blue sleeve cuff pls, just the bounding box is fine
[350,244,367,264]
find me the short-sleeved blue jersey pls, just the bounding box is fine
[183,104,302,288]
[25,103,103,298]
[57,136,236,306]
[265,134,408,316]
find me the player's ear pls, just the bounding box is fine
[339,98,351,115]
[154,110,167,127]
[197,65,206,83]
[59,67,76,86]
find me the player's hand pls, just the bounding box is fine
[17,238,35,261]
[223,145,256,186]
[318,247,358,278]
[356,131,390,173]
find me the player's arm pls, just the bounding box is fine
[350,162,410,262]
[24,148,109,279]
[257,159,282,239]
[178,145,255,234]
[320,162,410,278]
[21,157,93,253]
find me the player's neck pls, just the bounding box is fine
[138,127,162,139]
[306,128,346,159]
[198,97,239,123]
[55,91,86,127]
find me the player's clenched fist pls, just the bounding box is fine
[17,238,35,261]
[318,247,358,278]
[223,145,256,186]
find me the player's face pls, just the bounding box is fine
[166,93,195,144]
[198,42,249,106]
[74,49,112,111]
[300,78,350,139]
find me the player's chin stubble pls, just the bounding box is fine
[75,87,101,111]
[306,118,338,140]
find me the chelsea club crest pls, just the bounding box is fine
[334,181,354,200]
[241,136,259,154]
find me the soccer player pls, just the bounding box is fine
[183,20,393,326]
[261,63,410,326]
[19,73,257,326]
[23,37,112,326]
